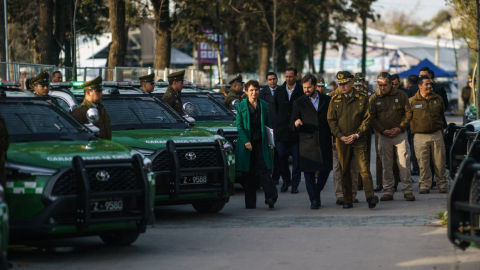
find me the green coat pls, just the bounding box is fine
[235,99,273,172]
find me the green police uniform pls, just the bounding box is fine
[327,71,378,207]
[223,75,244,110]
[162,70,185,115]
[0,113,9,189]
[72,76,112,140]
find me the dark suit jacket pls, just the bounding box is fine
[259,86,277,128]
[274,83,304,142]
[409,82,449,127]
[289,93,333,172]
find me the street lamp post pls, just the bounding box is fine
[4,0,8,81]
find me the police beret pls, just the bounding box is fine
[317,77,325,85]
[82,76,103,91]
[354,77,363,86]
[139,73,155,83]
[228,75,244,85]
[354,72,365,80]
[31,72,50,85]
[167,70,185,82]
[336,71,354,84]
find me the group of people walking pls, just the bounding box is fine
[233,67,448,210]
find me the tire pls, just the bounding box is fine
[100,231,141,246]
[192,201,226,213]
[469,176,480,247]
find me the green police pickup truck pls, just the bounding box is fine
[49,82,235,213]
[2,86,154,245]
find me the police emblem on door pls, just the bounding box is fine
[96,170,110,182]
[185,152,197,160]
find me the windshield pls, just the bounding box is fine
[181,94,234,120]
[1,98,91,142]
[101,95,189,130]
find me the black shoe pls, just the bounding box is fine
[336,198,344,205]
[374,185,383,192]
[367,195,379,209]
[291,185,299,194]
[267,198,275,209]
[343,203,353,209]
[411,169,419,176]
[280,183,289,192]
[357,186,364,191]
[311,200,319,210]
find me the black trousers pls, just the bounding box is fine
[305,170,330,202]
[272,147,281,183]
[244,141,278,208]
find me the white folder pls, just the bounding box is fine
[264,126,275,147]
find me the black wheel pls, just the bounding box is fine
[192,201,226,213]
[469,176,480,247]
[100,231,141,246]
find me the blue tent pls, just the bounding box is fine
[398,58,457,78]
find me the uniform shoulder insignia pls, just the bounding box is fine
[358,92,367,96]
[355,94,360,98]
[334,99,342,103]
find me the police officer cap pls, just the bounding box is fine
[354,77,363,86]
[228,75,244,85]
[336,71,354,84]
[31,72,50,85]
[82,76,103,91]
[139,73,155,83]
[157,79,165,82]
[167,70,185,82]
[317,77,325,86]
[354,72,365,80]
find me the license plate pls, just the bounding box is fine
[91,198,123,212]
[181,173,207,185]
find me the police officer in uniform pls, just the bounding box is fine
[31,72,51,97]
[162,70,186,116]
[139,73,155,94]
[72,76,112,140]
[224,75,244,110]
[327,71,379,209]
[317,77,327,94]
[0,91,9,189]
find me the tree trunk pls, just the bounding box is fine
[319,12,329,74]
[361,14,367,75]
[289,37,297,69]
[259,41,269,82]
[52,0,67,66]
[107,0,127,81]
[308,34,316,74]
[152,0,171,69]
[0,0,5,80]
[226,22,238,75]
[320,38,327,74]
[277,44,286,73]
[475,0,480,119]
[36,0,54,64]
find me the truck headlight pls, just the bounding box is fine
[143,157,153,171]
[6,162,57,179]
[223,141,234,154]
[135,148,155,156]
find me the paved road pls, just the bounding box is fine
[8,116,480,270]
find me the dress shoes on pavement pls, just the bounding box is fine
[439,188,448,193]
[367,195,379,209]
[267,198,275,209]
[280,183,290,192]
[380,194,394,201]
[343,203,353,209]
[419,189,430,194]
[336,197,344,205]
[404,193,415,201]
[291,185,299,194]
[374,185,383,192]
[311,200,320,210]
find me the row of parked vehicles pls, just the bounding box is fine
[0,80,244,266]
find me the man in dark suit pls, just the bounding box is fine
[275,67,304,193]
[259,71,281,185]
[290,74,332,209]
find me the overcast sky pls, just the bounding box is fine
[372,0,451,22]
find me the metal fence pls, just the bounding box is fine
[0,62,212,88]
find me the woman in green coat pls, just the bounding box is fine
[235,80,278,209]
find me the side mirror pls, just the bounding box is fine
[182,102,195,117]
[231,99,240,110]
[86,108,99,124]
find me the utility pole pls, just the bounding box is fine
[4,0,8,80]
[476,0,480,119]
[271,0,276,71]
